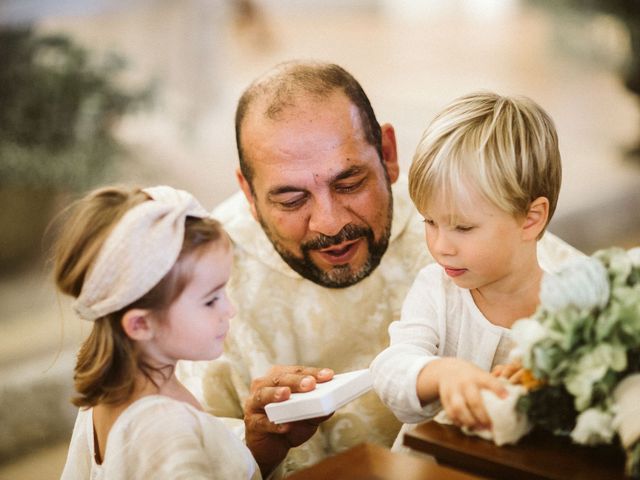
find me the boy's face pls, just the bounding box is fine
[421,186,531,294]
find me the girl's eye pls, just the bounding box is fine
[205,297,219,307]
[456,225,473,232]
[423,219,436,227]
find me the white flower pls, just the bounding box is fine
[628,247,640,268]
[565,343,627,411]
[612,374,640,449]
[511,318,548,359]
[570,408,615,445]
[540,257,610,312]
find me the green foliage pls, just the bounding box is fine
[513,247,640,477]
[629,442,640,479]
[517,385,577,435]
[0,28,151,190]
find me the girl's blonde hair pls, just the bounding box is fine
[53,185,227,407]
[409,92,561,235]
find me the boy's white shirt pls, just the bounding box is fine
[370,236,581,425]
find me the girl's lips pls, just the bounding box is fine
[315,239,362,265]
[444,266,467,278]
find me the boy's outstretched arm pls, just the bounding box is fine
[417,358,507,429]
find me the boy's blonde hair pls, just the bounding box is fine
[53,185,228,407]
[409,92,561,235]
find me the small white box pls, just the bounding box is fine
[265,369,373,424]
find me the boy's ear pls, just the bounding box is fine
[522,196,550,240]
[121,309,155,341]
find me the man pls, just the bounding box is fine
[178,61,580,475]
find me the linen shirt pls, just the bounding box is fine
[370,258,574,426]
[60,395,260,480]
[177,177,580,474]
[177,178,429,474]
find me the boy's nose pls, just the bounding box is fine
[432,231,456,256]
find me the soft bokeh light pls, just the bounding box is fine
[1,1,639,478]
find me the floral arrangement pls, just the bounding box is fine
[511,246,640,477]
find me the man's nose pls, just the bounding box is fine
[308,194,351,236]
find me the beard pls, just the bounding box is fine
[257,194,393,289]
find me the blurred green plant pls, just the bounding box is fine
[0,27,152,271]
[0,27,152,190]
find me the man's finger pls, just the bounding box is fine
[268,365,334,380]
[245,386,290,412]
[251,367,334,392]
[245,411,288,434]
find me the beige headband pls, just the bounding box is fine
[73,186,209,321]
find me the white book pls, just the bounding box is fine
[265,369,373,424]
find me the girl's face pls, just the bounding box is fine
[422,186,527,294]
[153,242,235,363]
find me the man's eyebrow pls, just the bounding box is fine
[331,165,366,183]
[267,185,307,197]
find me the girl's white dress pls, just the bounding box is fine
[60,395,260,479]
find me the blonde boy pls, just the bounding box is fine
[371,92,570,433]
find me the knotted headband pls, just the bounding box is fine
[73,186,210,321]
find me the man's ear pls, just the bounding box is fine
[236,168,259,221]
[380,123,399,184]
[121,309,155,341]
[522,196,550,241]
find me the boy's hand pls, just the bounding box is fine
[420,358,507,430]
[492,362,525,384]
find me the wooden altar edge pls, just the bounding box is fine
[403,421,627,480]
[287,442,484,480]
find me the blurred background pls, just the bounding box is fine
[1,0,639,478]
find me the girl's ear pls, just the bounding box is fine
[522,196,550,241]
[121,309,155,341]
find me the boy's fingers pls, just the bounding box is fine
[464,386,491,428]
[509,369,525,384]
[445,392,477,428]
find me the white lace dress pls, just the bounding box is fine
[60,395,260,480]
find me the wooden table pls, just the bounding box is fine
[287,442,485,480]
[404,421,628,479]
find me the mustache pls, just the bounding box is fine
[302,224,372,251]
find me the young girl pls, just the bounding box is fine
[371,92,579,436]
[56,185,262,479]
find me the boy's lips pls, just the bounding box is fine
[444,266,467,278]
[314,239,362,265]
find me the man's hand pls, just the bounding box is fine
[244,365,334,477]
